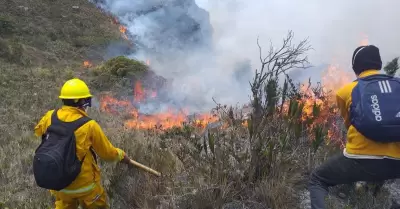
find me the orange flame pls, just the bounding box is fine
[242,120,248,127]
[299,64,353,117]
[99,94,219,130]
[126,109,187,130]
[360,33,369,46]
[134,81,144,103]
[83,61,93,68]
[321,64,354,102]
[282,64,353,146]
[111,15,129,41]
[119,25,127,34]
[100,95,131,114]
[119,25,129,40]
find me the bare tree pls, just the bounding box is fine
[250,30,311,119]
[247,30,312,182]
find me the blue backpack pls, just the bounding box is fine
[350,74,400,143]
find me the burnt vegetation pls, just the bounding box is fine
[1,1,399,209]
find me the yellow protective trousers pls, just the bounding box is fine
[51,182,109,209]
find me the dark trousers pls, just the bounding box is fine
[309,153,400,209]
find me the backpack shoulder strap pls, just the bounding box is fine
[50,108,61,125]
[42,109,65,140]
[68,116,92,132]
[66,116,93,163]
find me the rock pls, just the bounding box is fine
[338,192,346,198]
[298,190,311,209]
[385,180,400,207]
[355,181,366,192]
[390,199,400,209]
[17,6,28,11]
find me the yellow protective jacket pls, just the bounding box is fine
[34,106,125,194]
[336,69,400,158]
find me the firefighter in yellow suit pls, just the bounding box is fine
[34,78,131,209]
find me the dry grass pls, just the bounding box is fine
[0,0,121,208]
[0,0,397,209]
[0,52,395,209]
[0,63,67,208]
[76,100,325,209]
[0,0,122,67]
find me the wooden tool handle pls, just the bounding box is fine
[129,159,161,177]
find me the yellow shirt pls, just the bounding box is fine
[34,106,125,193]
[336,69,400,159]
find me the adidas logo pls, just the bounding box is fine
[371,95,382,121]
[378,80,392,93]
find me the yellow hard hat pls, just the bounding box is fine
[59,78,93,99]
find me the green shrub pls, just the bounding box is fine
[94,56,148,77]
[89,56,148,92]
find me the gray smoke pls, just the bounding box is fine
[92,0,400,113]
[92,0,253,113]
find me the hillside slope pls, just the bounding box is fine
[0,0,123,208]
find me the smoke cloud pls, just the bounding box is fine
[93,0,400,113]
[196,0,400,82]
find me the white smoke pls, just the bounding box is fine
[196,0,400,82]
[93,0,400,113]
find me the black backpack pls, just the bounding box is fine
[33,109,92,191]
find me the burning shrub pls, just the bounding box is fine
[84,47,400,208]
[246,31,313,182]
[92,55,219,131]
[95,31,356,209]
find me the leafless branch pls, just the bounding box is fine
[247,30,313,182]
[252,30,312,88]
[250,30,312,115]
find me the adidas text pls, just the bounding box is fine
[371,95,382,121]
